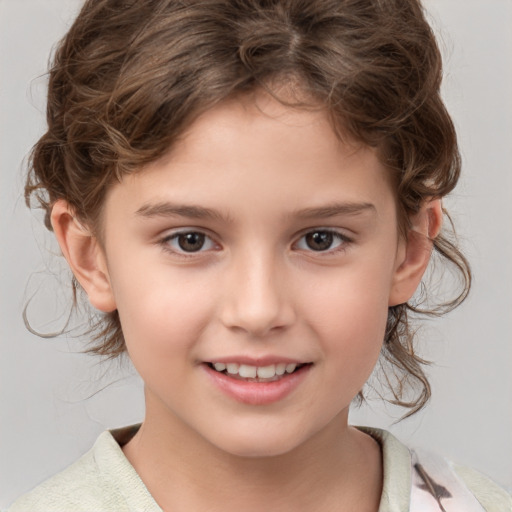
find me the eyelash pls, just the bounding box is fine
[294,229,352,254]
[160,230,218,258]
[159,228,353,258]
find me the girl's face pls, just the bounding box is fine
[96,93,410,457]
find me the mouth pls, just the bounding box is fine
[203,360,313,405]
[205,362,311,382]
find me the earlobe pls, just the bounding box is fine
[51,199,117,313]
[388,199,443,307]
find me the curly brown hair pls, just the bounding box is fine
[26,0,470,416]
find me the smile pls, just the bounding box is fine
[208,362,305,381]
[203,361,312,405]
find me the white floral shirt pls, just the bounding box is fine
[8,425,511,512]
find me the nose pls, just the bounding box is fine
[219,250,296,337]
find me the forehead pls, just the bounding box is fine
[103,93,397,226]
[164,91,343,165]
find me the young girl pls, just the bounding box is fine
[6,0,511,510]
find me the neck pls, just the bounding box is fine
[122,400,382,512]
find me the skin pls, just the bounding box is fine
[52,92,441,511]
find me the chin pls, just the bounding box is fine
[204,423,312,459]
[219,438,299,459]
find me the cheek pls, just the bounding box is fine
[302,263,392,382]
[313,290,388,368]
[305,258,392,336]
[110,262,217,362]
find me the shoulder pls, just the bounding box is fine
[7,433,120,511]
[453,464,512,512]
[411,447,512,512]
[7,427,160,512]
[357,426,512,512]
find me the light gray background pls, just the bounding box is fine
[1,0,511,507]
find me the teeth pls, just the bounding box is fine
[211,362,302,378]
[226,363,239,374]
[238,364,257,378]
[275,363,286,375]
[257,365,276,379]
[285,363,297,373]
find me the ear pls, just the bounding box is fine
[388,199,443,307]
[51,199,117,312]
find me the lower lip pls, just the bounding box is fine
[203,364,311,405]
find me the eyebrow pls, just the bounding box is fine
[135,202,233,223]
[135,200,376,222]
[291,202,377,220]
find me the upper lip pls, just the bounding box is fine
[205,356,308,366]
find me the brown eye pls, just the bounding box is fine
[305,231,335,251]
[295,229,349,253]
[177,232,206,252]
[162,231,216,254]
